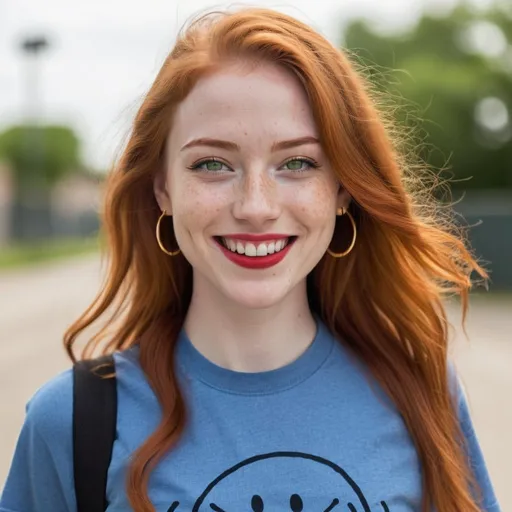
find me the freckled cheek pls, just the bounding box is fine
[287,181,337,224]
[170,181,229,237]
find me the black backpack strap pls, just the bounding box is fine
[73,354,117,512]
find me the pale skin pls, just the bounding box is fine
[154,60,350,373]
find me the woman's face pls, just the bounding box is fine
[155,61,349,309]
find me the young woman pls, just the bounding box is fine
[0,8,500,512]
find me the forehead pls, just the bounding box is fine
[169,61,318,146]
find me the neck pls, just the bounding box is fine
[183,277,317,373]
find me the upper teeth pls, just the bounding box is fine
[222,238,289,256]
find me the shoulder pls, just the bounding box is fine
[27,346,147,430]
[1,369,76,512]
[25,368,74,440]
[112,345,157,401]
[447,360,501,510]
[25,349,136,436]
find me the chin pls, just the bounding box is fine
[220,281,295,311]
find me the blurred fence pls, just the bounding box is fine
[0,166,101,245]
[6,204,100,241]
[456,191,512,291]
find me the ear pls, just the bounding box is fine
[336,186,351,211]
[153,169,172,214]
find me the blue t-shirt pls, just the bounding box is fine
[0,321,501,511]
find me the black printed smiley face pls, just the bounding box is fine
[167,452,389,512]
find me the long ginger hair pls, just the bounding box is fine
[64,8,487,512]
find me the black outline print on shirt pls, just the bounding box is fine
[167,451,390,512]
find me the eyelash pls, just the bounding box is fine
[281,156,320,172]
[188,156,320,173]
[188,158,230,173]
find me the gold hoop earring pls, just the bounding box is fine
[326,208,357,258]
[156,210,181,256]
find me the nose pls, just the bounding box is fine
[232,168,281,227]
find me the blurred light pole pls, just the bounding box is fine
[21,36,49,123]
[14,35,50,240]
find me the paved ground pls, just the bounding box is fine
[0,254,510,508]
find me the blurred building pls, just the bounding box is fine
[457,191,512,291]
[0,163,13,246]
[51,172,103,238]
[0,163,102,246]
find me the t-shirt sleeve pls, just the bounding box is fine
[454,374,501,512]
[0,370,76,512]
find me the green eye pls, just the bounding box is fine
[204,160,224,171]
[280,157,318,172]
[285,159,305,170]
[191,159,230,172]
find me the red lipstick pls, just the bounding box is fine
[215,235,295,269]
[221,233,289,242]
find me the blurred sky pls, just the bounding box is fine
[0,0,496,170]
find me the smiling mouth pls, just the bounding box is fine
[214,236,297,257]
[209,498,340,512]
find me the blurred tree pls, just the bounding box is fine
[344,2,512,190]
[0,124,81,188]
[0,124,82,240]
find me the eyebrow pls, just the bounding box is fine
[180,136,320,152]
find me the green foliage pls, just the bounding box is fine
[0,124,81,188]
[0,236,99,270]
[344,4,512,189]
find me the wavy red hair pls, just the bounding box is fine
[64,8,487,511]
